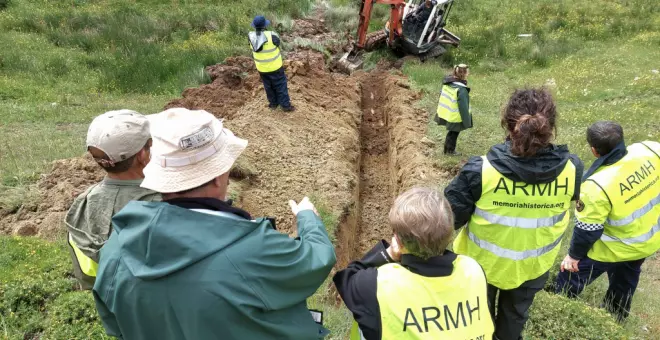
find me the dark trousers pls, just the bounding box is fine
[444,131,460,153]
[259,68,291,108]
[554,257,645,322]
[487,272,548,340]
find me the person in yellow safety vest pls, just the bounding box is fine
[65,110,161,289]
[555,121,660,322]
[444,88,584,340]
[434,64,472,155]
[333,187,494,340]
[249,15,295,112]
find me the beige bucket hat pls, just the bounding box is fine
[141,108,248,193]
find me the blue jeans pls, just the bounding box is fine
[260,67,291,108]
[554,257,646,321]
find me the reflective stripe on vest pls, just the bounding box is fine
[251,31,283,73]
[586,141,660,262]
[453,156,576,289]
[436,85,462,123]
[68,233,98,278]
[357,255,493,340]
[350,321,367,340]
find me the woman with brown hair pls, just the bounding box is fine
[435,64,472,155]
[444,88,583,340]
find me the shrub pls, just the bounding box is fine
[43,291,107,339]
[525,291,628,340]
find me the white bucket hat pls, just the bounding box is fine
[141,108,248,193]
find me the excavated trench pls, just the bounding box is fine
[334,72,393,270]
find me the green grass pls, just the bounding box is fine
[0,0,312,191]
[397,0,660,337]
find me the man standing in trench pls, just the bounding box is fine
[555,121,660,322]
[249,15,296,112]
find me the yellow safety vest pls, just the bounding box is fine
[585,141,660,262]
[436,83,465,123]
[350,255,493,340]
[454,157,576,290]
[68,233,98,278]
[251,31,283,73]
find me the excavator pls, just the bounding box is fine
[336,0,461,74]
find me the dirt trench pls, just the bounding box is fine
[0,9,442,273]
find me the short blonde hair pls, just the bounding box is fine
[389,187,454,259]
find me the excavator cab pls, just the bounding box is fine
[336,0,460,74]
[395,0,460,57]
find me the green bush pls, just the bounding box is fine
[43,291,107,339]
[525,291,628,340]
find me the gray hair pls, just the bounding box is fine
[389,187,454,259]
[587,121,624,155]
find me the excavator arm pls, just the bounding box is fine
[335,0,406,74]
[355,0,407,49]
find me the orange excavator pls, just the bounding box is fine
[336,0,461,74]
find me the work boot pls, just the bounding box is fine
[267,104,278,110]
[281,105,296,112]
[444,150,462,156]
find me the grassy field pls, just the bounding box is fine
[1,0,659,338]
[0,0,309,189]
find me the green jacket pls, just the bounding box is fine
[65,177,161,289]
[93,200,336,340]
[434,75,472,132]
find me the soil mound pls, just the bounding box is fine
[164,56,262,120]
[0,156,104,239]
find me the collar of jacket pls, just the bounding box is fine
[443,75,468,88]
[400,250,458,277]
[164,197,252,220]
[582,140,627,182]
[102,177,144,186]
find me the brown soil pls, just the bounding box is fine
[355,72,393,253]
[0,6,440,273]
[0,156,104,239]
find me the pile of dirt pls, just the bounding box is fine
[174,50,362,235]
[383,71,441,193]
[0,156,104,239]
[164,57,262,120]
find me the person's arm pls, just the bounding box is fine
[333,241,394,340]
[92,252,124,339]
[271,32,281,48]
[457,87,471,128]
[93,291,123,339]
[569,154,584,201]
[230,198,336,311]
[444,156,483,229]
[567,180,610,260]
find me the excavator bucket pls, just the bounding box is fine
[334,31,388,75]
[335,47,364,75]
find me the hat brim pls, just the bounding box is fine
[140,129,248,193]
[251,19,270,28]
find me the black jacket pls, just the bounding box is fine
[333,241,462,340]
[434,76,472,132]
[445,141,584,228]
